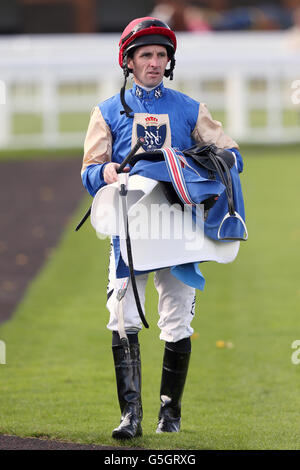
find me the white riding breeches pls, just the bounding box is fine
[106,244,196,343]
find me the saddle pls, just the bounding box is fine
[130,144,248,241]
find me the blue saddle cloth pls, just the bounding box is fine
[113,147,246,290]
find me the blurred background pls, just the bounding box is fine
[1,2,300,450]
[0,0,300,151]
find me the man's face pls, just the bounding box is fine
[127,45,169,88]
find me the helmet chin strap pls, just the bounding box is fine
[164,56,175,80]
[120,56,134,118]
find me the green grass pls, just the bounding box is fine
[12,112,90,135]
[12,113,44,135]
[58,113,90,133]
[0,147,300,449]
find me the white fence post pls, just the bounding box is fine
[0,80,10,147]
[266,71,282,138]
[225,70,247,141]
[42,74,58,146]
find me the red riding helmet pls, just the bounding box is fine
[119,17,177,76]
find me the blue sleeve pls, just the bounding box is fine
[81,163,108,197]
[229,148,244,173]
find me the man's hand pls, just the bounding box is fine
[103,162,130,184]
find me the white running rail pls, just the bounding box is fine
[0,31,299,149]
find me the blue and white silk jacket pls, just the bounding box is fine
[81,81,245,289]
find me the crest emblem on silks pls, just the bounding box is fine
[137,116,167,152]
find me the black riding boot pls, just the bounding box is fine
[156,340,191,433]
[112,337,143,439]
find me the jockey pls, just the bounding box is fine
[81,17,241,440]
